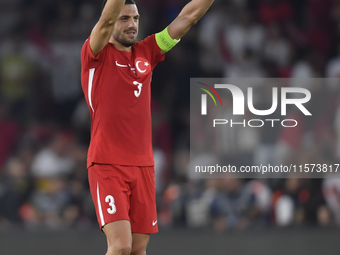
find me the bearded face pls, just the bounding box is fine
[112,4,139,47]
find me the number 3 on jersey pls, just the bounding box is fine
[105,195,116,214]
[133,81,143,97]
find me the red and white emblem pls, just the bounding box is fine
[135,57,151,76]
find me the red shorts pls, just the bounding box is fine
[88,164,158,234]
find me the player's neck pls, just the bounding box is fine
[109,38,132,52]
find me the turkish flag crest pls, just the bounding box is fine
[135,57,151,76]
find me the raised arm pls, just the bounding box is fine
[155,0,214,55]
[90,0,125,56]
[168,0,214,40]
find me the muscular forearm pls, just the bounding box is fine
[168,0,214,40]
[181,0,214,25]
[100,0,125,26]
[90,0,125,56]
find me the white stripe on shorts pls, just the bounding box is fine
[97,182,105,227]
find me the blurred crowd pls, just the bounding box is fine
[1,0,340,231]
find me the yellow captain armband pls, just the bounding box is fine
[155,27,181,52]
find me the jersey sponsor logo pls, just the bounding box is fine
[135,57,151,75]
[116,61,128,67]
[152,220,157,226]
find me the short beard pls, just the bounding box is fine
[113,30,137,47]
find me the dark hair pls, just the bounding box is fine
[102,0,136,9]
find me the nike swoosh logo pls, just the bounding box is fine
[116,61,128,67]
[152,220,157,226]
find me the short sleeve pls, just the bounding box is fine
[81,36,108,68]
[141,34,165,70]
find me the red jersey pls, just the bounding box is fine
[81,35,165,168]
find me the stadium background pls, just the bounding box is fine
[1,0,340,254]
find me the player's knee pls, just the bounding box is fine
[130,249,146,255]
[106,243,132,255]
[130,243,147,255]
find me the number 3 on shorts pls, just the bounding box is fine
[105,195,117,214]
